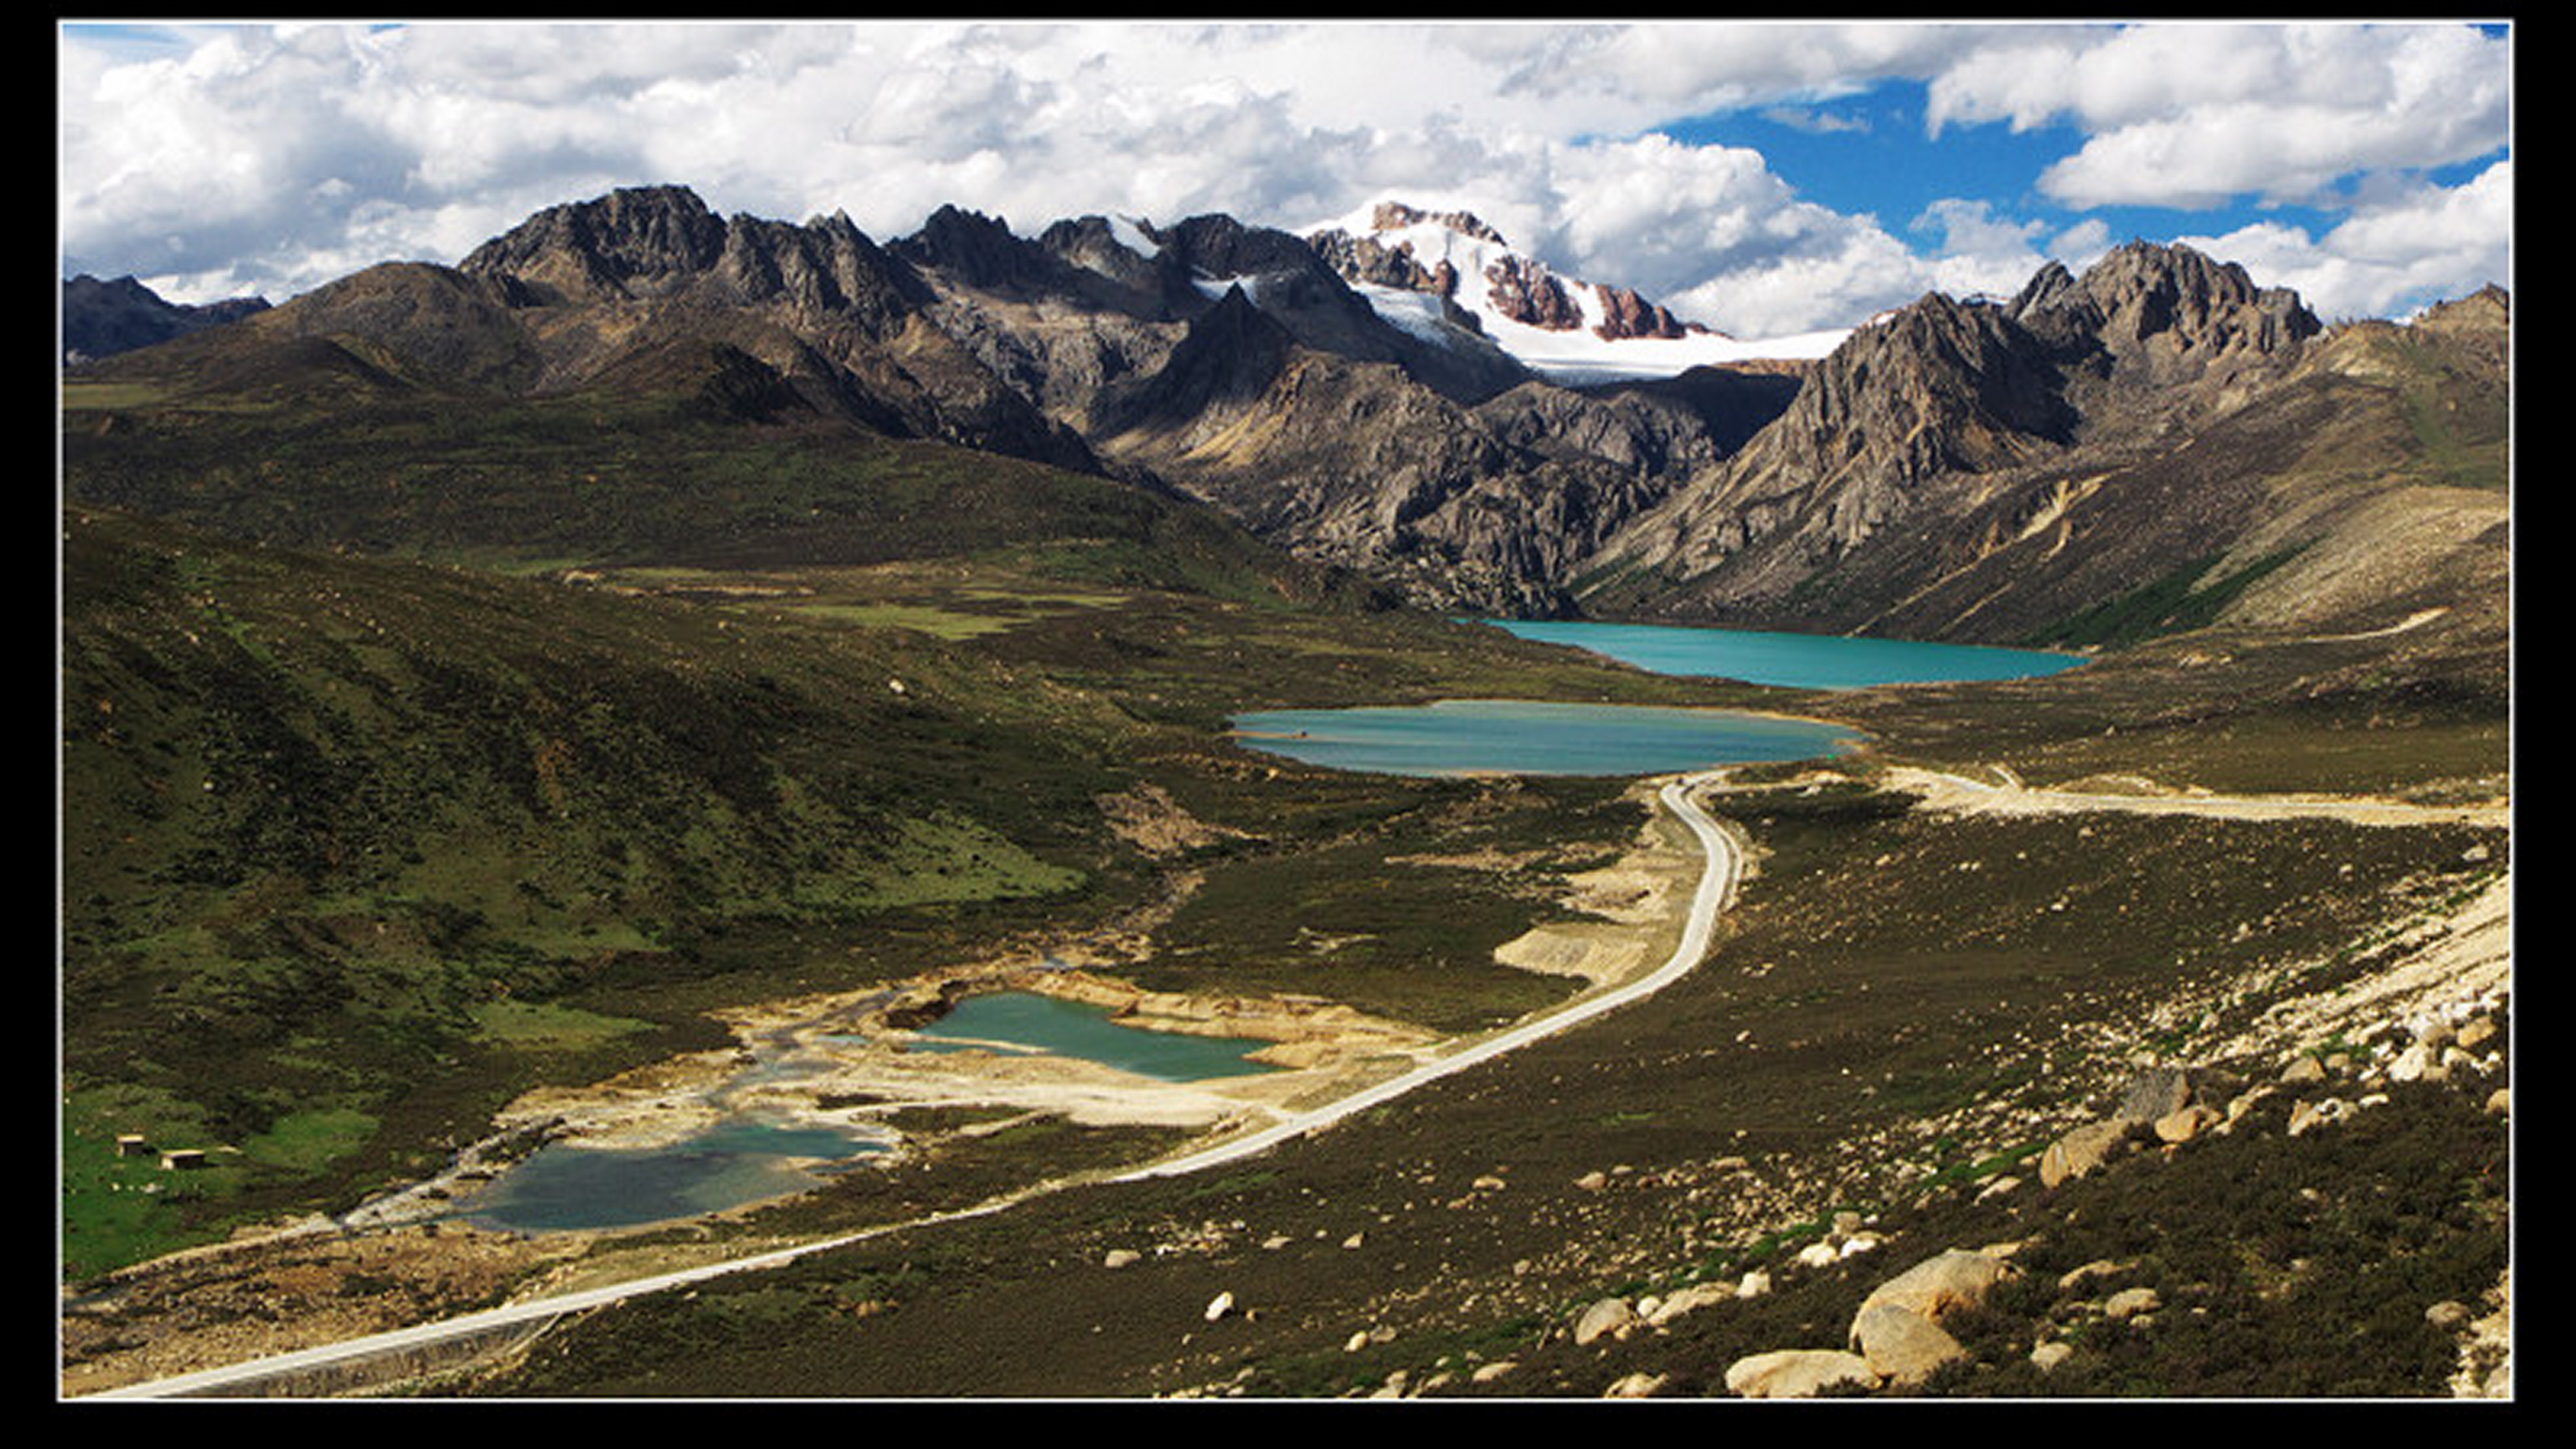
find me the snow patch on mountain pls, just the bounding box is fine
[1306,200,1848,383]
[1107,213,1161,259]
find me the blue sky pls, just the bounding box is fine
[58,20,2513,335]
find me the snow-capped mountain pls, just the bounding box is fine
[1302,200,1850,384]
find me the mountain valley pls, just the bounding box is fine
[57,184,2510,1400]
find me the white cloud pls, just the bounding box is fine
[58,19,2509,331]
[2178,159,2512,322]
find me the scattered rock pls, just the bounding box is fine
[2287,1098,2349,1136]
[1203,1291,1235,1322]
[1602,1371,1670,1398]
[1102,1248,1139,1269]
[2057,1258,2128,1292]
[2104,1286,2162,1320]
[2030,1340,2076,1373]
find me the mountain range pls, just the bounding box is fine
[62,183,2509,682]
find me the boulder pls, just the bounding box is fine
[2040,1119,2137,1187]
[2114,1064,2234,1124]
[1646,1280,1738,1326]
[1724,1349,1881,1400]
[2154,1103,2224,1144]
[1573,1297,1639,1346]
[1850,1303,1970,1386]
[1857,1248,2015,1324]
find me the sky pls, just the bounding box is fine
[57,18,2513,339]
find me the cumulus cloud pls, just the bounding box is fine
[2179,159,2513,322]
[1927,22,2510,208]
[58,19,2510,332]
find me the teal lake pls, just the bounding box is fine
[911,991,1281,1082]
[1478,618,2088,690]
[1231,698,1861,778]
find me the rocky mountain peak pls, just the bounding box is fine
[459,184,729,304]
[2009,240,2319,387]
[891,205,1068,297]
[1761,290,2076,491]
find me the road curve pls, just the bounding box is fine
[83,773,1742,1401]
[1116,773,1741,1180]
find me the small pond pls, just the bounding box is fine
[456,1116,892,1236]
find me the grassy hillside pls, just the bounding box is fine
[58,483,1739,1279]
[60,502,1155,1270]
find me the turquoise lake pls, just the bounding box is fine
[911,991,1281,1082]
[1477,618,2088,690]
[1231,698,1861,778]
[459,993,1275,1233]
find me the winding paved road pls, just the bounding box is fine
[85,773,1744,1400]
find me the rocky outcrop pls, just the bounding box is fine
[1590,283,1698,341]
[1483,253,1586,332]
[2008,241,2321,405]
